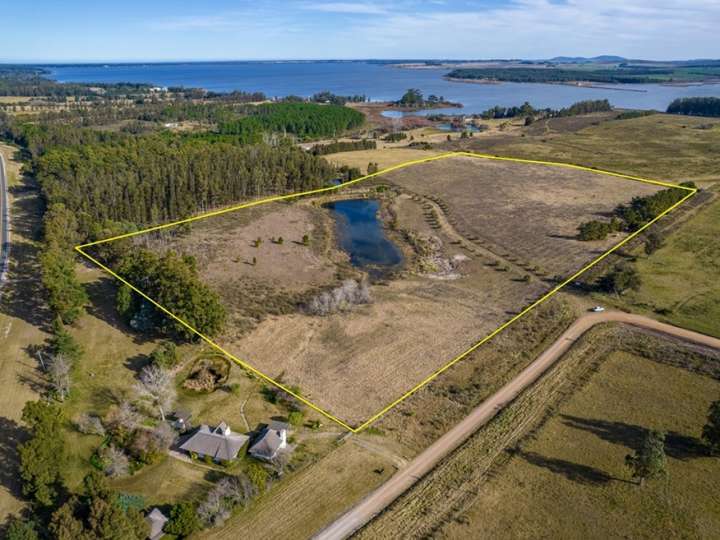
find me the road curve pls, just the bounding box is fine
[0,153,10,287]
[314,312,720,540]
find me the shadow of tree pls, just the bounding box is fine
[560,415,707,460]
[0,417,29,502]
[512,449,615,485]
[83,276,152,346]
[1,177,53,331]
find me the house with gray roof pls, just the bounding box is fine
[146,508,168,540]
[248,420,289,461]
[179,421,249,462]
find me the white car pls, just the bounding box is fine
[590,306,605,313]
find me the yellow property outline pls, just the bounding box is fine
[75,152,697,432]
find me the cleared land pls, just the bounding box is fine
[90,155,672,428]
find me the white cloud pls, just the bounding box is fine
[301,2,389,15]
[348,0,720,59]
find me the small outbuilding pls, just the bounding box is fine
[145,508,168,540]
[179,421,249,462]
[248,420,289,461]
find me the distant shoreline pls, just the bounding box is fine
[443,76,648,93]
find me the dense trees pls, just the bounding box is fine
[447,67,678,84]
[667,97,720,117]
[49,472,148,539]
[37,138,336,233]
[218,102,364,140]
[116,250,226,339]
[18,401,67,506]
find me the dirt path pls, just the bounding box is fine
[314,311,720,540]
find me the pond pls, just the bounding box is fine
[326,199,403,276]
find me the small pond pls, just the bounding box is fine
[326,199,403,275]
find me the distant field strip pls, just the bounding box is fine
[76,152,697,432]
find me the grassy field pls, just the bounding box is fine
[490,114,720,185]
[441,350,720,539]
[595,195,720,338]
[201,441,395,540]
[383,154,662,277]
[359,326,720,539]
[0,145,47,519]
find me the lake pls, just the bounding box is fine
[326,199,403,275]
[46,61,720,113]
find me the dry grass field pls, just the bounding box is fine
[382,155,663,277]
[94,154,678,428]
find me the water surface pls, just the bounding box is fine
[327,199,403,274]
[46,61,720,113]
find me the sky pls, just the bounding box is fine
[2,0,718,62]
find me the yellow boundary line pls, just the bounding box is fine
[75,152,697,432]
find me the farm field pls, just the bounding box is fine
[88,154,676,429]
[440,350,720,539]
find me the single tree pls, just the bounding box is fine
[644,231,664,255]
[600,264,641,295]
[625,429,667,486]
[702,399,720,455]
[47,353,72,401]
[101,445,130,478]
[134,365,176,421]
[5,517,39,540]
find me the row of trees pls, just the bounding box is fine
[479,99,612,120]
[310,139,376,155]
[446,67,672,84]
[578,184,694,241]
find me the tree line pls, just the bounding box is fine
[479,99,612,120]
[578,183,695,241]
[667,97,720,118]
[310,139,376,155]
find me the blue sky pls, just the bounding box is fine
[2,0,718,62]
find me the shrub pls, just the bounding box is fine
[149,341,178,369]
[287,410,304,426]
[305,279,371,316]
[166,501,201,537]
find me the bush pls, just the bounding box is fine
[577,218,622,241]
[305,279,371,316]
[166,501,201,537]
[287,410,304,426]
[149,341,179,369]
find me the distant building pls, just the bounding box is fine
[145,508,168,540]
[179,421,249,462]
[248,420,289,461]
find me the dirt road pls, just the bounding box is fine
[0,153,10,286]
[314,311,720,540]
